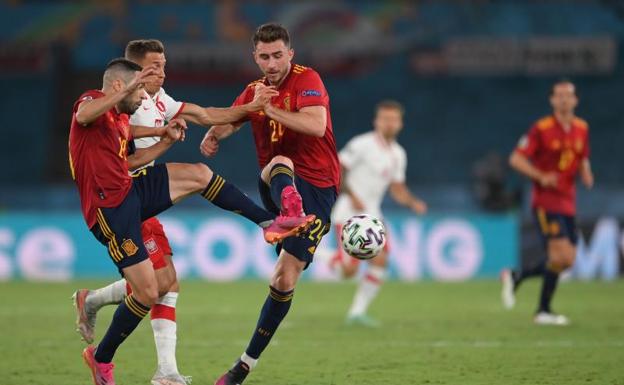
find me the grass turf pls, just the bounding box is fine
[1,279,623,385]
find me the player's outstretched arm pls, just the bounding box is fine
[264,104,327,137]
[128,119,185,171]
[130,118,187,139]
[199,123,244,157]
[389,182,427,215]
[75,66,157,126]
[509,151,557,188]
[179,85,278,127]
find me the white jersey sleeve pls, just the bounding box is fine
[338,135,367,170]
[392,144,407,183]
[159,88,185,121]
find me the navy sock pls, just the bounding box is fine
[95,295,149,363]
[538,269,560,313]
[245,286,294,359]
[269,164,294,210]
[513,260,546,290]
[202,173,274,226]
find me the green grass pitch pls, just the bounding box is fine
[1,279,623,385]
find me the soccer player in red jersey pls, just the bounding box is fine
[70,58,314,385]
[501,80,593,326]
[200,23,340,384]
[75,39,296,385]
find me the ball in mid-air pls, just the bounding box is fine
[341,214,386,260]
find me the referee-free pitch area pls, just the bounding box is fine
[2,280,623,385]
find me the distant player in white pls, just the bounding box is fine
[330,100,427,327]
[73,39,277,385]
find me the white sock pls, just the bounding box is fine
[348,265,385,317]
[86,279,127,310]
[240,352,258,370]
[152,292,179,375]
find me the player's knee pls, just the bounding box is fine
[343,263,358,279]
[271,272,298,292]
[193,163,214,187]
[269,155,294,170]
[134,285,159,307]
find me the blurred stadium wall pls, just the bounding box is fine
[0,1,621,281]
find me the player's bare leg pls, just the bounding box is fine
[215,251,305,385]
[534,238,575,326]
[346,250,387,327]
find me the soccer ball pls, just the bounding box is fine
[341,214,386,260]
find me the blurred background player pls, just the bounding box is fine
[502,79,593,325]
[330,100,427,327]
[73,39,307,385]
[201,23,340,385]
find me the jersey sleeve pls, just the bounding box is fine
[392,146,408,183]
[583,130,591,159]
[295,69,329,110]
[226,86,253,124]
[515,124,540,158]
[72,90,105,127]
[159,89,185,121]
[339,136,365,170]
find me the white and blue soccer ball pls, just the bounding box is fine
[341,214,386,260]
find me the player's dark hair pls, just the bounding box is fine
[106,57,143,72]
[252,23,291,48]
[550,78,575,96]
[125,39,165,62]
[375,100,404,116]
[103,58,142,87]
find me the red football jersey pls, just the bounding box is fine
[232,64,340,189]
[69,90,133,228]
[515,115,590,216]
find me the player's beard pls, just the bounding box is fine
[119,97,141,115]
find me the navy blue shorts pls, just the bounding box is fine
[91,164,173,274]
[258,174,337,266]
[533,207,578,247]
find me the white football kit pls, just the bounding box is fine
[331,131,407,224]
[129,87,185,169]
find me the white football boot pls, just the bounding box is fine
[533,312,570,326]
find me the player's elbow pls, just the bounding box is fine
[310,125,326,137]
[75,111,91,126]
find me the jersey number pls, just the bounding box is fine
[118,137,128,160]
[270,119,285,143]
[307,219,328,245]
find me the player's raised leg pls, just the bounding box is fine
[260,155,304,217]
[166,162,314,243]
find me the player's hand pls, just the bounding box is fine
[581,170,594,189]
[126,65,158,93]
[410,199,428,215]
[249,84,279,111]
[538,172,558,188]
[349,193,366,211]
[163,118,187,143]
[200,131,219,157]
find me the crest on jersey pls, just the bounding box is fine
[575,139,584,152]
[283,95,291,112]
[144,238,159,254]
[121,239,139,256]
